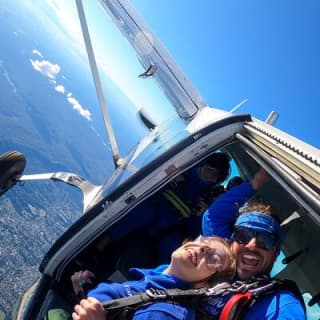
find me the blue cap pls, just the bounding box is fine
[234,212,284,248]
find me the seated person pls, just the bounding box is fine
[202,168,306,319]
[148,152,231,263]
[166,151,231,215]
[71,236,236,320]
[98,152,231,267]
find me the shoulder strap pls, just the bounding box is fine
[218,277,306,320]
[219,292,252,320]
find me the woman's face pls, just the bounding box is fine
[168,237,229,284]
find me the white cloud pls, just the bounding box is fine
[32,49,43,58]
[30,59,60,79]
[55,84,65,94]
[67,94,92,121]
[30,56,91,121]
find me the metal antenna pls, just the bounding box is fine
[76,0,122,168]
[265,110,279,125]
[229,98,248,113]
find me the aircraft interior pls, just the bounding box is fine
[35,140,320,319]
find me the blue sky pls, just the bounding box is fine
[132,1,320,149]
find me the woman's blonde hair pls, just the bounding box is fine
[205,236,236,286]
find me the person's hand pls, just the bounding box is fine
[251,168,270,190]
[72,297,105,320]
[71,270,96,296]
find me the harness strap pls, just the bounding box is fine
[102,284,232,312]
[219,292,252,320]
[101,277,306,320]
[103,287,205,311]
[219,278,306,320]
[162,189,192,218]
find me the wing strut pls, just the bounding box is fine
[76,0,123,168]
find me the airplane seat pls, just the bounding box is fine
[37,289,73,320]
[281,211,309,269]
[279,211,308,266]
[107,269,128,282]
[280,211,308,263]
[113,228,158,280]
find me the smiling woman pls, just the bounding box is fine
[70,236,236,320]
[164,236,236,287]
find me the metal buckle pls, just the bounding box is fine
[206,282,233,296]
[248,281,275,296]
[146,288,167,299]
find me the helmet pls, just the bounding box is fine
[203,152,230,184]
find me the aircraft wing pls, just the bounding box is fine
[98,0,207,122]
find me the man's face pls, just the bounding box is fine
[231,230,278,280]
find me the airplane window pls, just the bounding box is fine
[270,251,287,276]
[303,293,320,320]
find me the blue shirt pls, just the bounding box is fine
[201,182,306,319]
[202,182,255,238]
[88,265,195,320]
[243,291,306,319]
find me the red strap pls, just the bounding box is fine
[219,292,252,320]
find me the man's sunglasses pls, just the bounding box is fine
[232,227,278,251]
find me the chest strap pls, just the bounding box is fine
[102,282,231,313]
[101,277,305,320]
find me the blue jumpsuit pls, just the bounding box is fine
[202,182,306,319]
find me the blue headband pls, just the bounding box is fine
[234,212,284,247]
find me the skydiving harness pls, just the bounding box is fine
[161,184,225,219]
[100,276,306,320]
